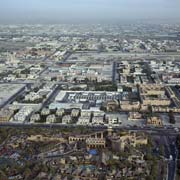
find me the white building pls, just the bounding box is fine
[93,111,105,117]
[92,116,104,125]
[41,108,50,116]
[71,109,80,117]
[30,114,40,123]
[77,116,90,125]
[46,114,56,124]
[25,92,41,102]
[81,110,92,117]
[14,107,33,122]
[56,108,65,117]
[62,115,72,124]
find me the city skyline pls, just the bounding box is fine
[0,1,180,179]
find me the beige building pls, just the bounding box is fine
[147,116,163,126]
[69,135,86,144]
[110,132,148,151]
[141,97,171,106]
[106,100,119,112]
[0,109,14,123]
[120,101,140,111]
[71,109,80,117]
[140,85,171,107]
[27,135,66,143]
[152,106,180,113]
[128,112,143,121]
[140,84,165,96]
[86,138,106,148]
[69,131,106,148]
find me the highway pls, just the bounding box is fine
[168,143,178,180]
[162,135,178,180]
[0,123,179,135]
[72,51,180,59]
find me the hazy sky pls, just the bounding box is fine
[0,0,180,23]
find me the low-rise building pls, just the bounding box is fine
[147,116,163,126]
[46,114,56,123]
[106,100,119,112]
[77,116,90,125]
[86,137,106,148]
[41,108,50,116]
[62,115,72,124]
[56,108,65,116]
[107,114,119,124]
[71,109,80,117]
[14,107,33,122]
[25,92,41,102]
[110,132,148,151]
[128,112,143,121]
[140,85,171,107]
[81,110,92,117]
[0,109,14,123]
[120,101,140,111]
[27,135,65,142]
[30,114,40,123]
[92,116,104,125]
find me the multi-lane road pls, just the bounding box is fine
[0,122,179,134]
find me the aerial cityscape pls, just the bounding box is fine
[1,1,180,180]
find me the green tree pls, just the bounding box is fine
[23,168,32,179]
[169,111,176,124]
[0,170,8,180]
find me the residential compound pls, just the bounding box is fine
[0,23,180,180]
[0,24,180,128]
[43,62,113,83]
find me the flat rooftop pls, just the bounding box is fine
[0,83,25,107]
[55,91,122,102]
